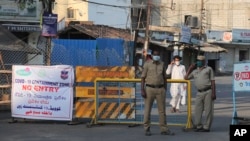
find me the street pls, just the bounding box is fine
[0,75,245,141]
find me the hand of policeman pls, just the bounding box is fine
[141,89,147,98]
[189,63,196,70]
[211,94,216,100]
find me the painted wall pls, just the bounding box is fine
[88,0,131,29]
[53,0,88,21]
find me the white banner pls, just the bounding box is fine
[233,63,250,92]
[11,65,74,121]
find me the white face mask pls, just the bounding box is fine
[175,61,180,66]
[152,55,160,61]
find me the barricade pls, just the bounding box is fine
[74,66,135,119]
[89,78,192,129]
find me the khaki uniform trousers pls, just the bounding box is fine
[143,86,168,132]
[194,89,214,130]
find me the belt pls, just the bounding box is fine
[198,87,211,92]
[146,84,164,88]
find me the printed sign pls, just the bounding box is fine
[232,29,250,43]
[11,65,74,121]
[233,63,250,91]
[2,24,41,32]
[0,0,41,21]
[41,12,58,37]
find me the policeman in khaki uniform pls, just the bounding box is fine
[184,55,216,132]
[141,50,174,136]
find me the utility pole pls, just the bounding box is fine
[143,0,151,62]
[46,0,53,66]
[199,0,205,39]
[43,0,55,66]
[198,0,205,54]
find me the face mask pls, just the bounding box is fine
[152,55,160,61]
[175,61,180,66]
[196,60,203,67]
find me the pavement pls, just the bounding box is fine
[0,76,246,141]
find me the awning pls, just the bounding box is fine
[0,25,41,54]
[197,43,228,53]
[150,39,170,48]
[180,43,228,53]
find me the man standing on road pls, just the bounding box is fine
[141,49,175,136]
[184,55,216,132]
[166,55,187,113]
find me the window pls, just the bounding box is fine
[67,8,75,18]
[239,50,248,61]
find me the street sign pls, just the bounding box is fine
[180,26,191,44]
[41,12,58,37]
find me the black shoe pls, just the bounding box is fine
[161,130,175,136]
[145,130,152,136]
[200,128,210,132]
[194,128,203,132]
[194,128,210,132]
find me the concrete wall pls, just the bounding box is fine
[159,0,250,30]
[53,0,88,21]
[88,0,131,29]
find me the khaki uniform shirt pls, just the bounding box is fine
[141,61,166,85]
[187,66,215,90]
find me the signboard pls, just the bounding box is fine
[232,29,250,43]
[180,26,191,44]
[233,63,250,91]
[12,65,74,121]
[41,12,58,37]
[2,24,41,32]
[206,30,232,43]
[0,0,42,22]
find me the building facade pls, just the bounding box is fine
[54,0,132,29]
[0,0,44,65]
[147,0,250,73]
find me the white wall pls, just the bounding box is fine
[88,0,131,29]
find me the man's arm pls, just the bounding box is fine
[211,80,216,100]
[141,77,146,98]
[141,63,148,98]
[166,61,174,75]
[184,64,196,80]
[163,65,167,90]
[210,68,216,100]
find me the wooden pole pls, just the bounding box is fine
[143,0,151,62]
[198,0,204,54]
[46,0,53,66]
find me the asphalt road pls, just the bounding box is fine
[1,76,248,141]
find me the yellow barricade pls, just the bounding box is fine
[91,78,192,129]
[75,66,135,118]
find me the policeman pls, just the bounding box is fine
[184,55,216,132]
[141,49,174,136]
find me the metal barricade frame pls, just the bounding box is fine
[88,78,193,129]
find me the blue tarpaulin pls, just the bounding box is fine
[51,38,130,67]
